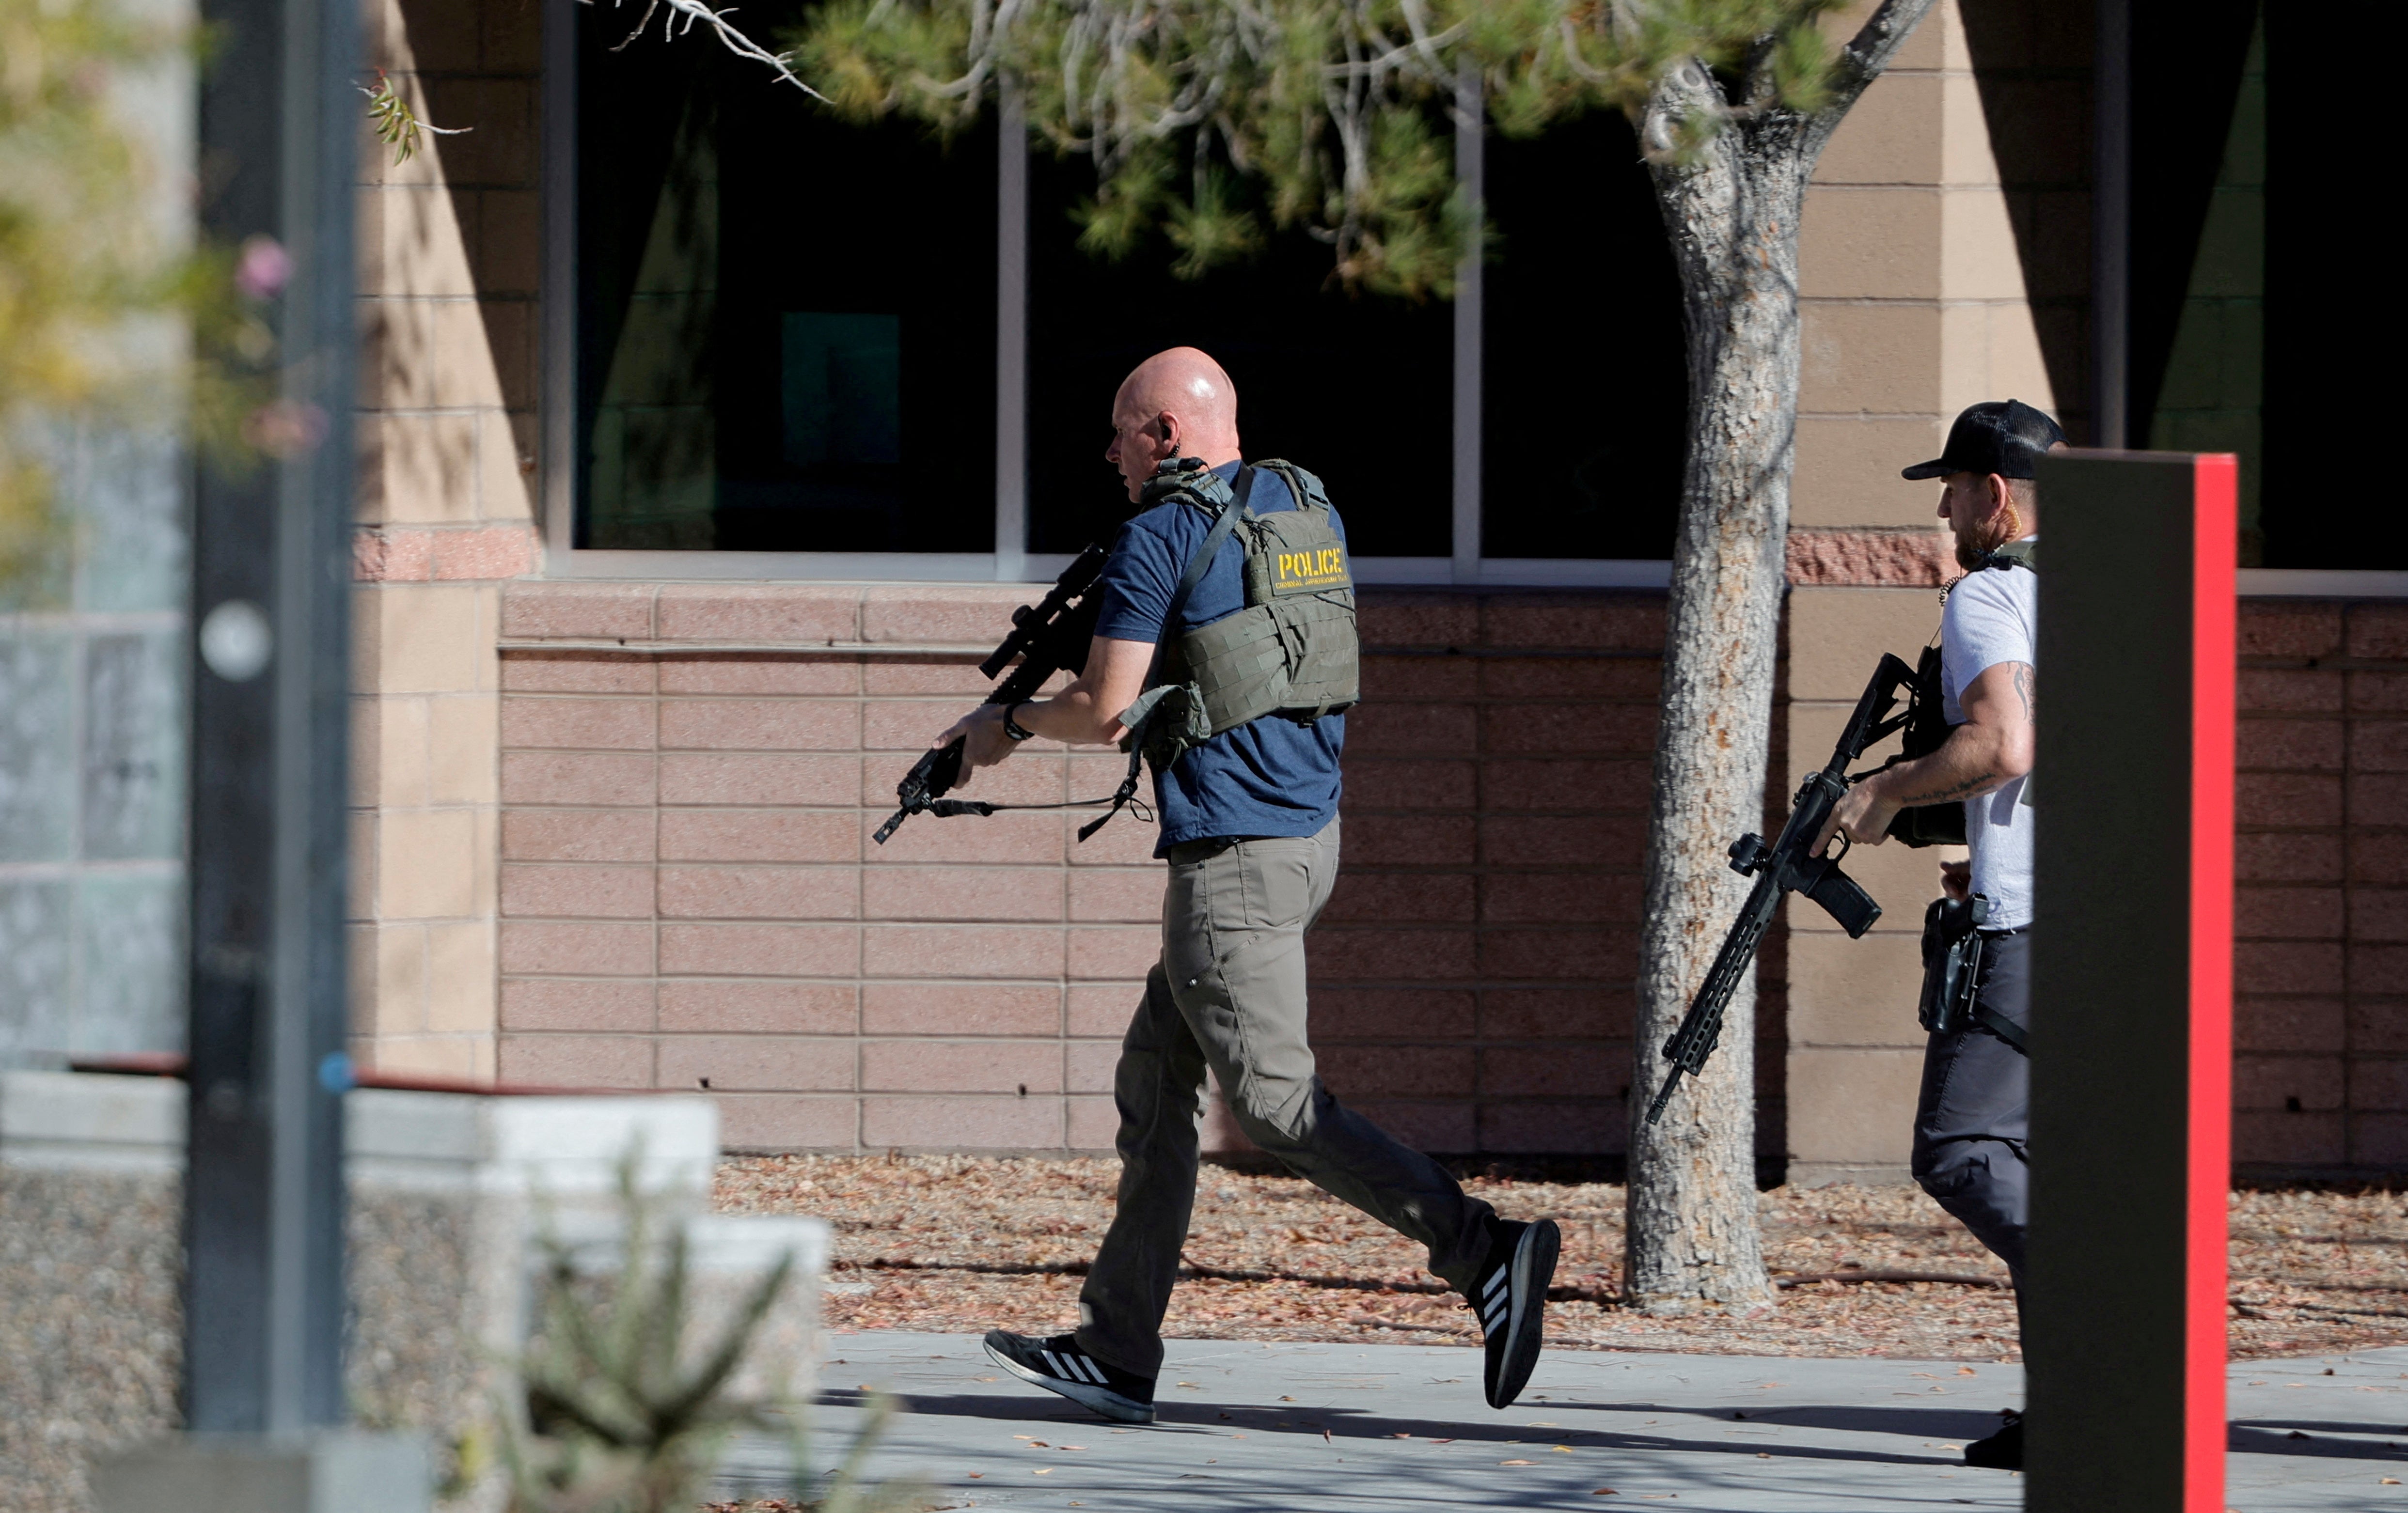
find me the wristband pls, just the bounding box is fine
[1002,702,1037,742]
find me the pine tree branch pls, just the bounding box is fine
[1737,28,1785,117]
[1812,0,1937,136]
[587,0,832,102]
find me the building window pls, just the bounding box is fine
[1479,111,1687,563]
[573,8,995,555]
[1021,146,1457,560]
[552,0,1684,582]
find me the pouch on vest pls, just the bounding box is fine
[1126,459,1360,774]
[1886,645,1967,847]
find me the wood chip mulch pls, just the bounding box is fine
[715,1155,2408,1362]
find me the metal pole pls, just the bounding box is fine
[2091,0,2132,448]
[186,0,356,1434]
[994,82,1029,582]
[1450,62,1484,586]
[542,0,579,561]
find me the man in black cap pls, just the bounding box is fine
[1817,398,2065,1471]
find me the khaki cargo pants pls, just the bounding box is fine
[1074,816,1496,1377]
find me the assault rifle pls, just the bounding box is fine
[871,543,1111,845]
[1644,653,1918,1125]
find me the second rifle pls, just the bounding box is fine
[1644,653,1919,1125]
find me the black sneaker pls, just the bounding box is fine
[982,1331,1157,1424]
[1469,1217,1559,1409]
[1964,1412,2023,1469]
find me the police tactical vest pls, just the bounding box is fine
[1119,459,1360,772]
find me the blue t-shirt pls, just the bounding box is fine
[1092,462,1346,855]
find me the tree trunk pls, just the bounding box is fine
[1623,0,1936,1311]
[1624,79,1805,1311]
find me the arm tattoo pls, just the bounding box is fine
[2010,662,2035,721]
[1895,771,1998,805]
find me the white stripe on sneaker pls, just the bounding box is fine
[1042,1349,1072,1381]
[1074,1356,1106,1385]
[1484,1268,1509,1299]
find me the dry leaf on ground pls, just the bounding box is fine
[717,1156,2408,1361]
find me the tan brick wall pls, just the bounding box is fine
[1795,0,2056,540]
[357,0,541,566]
[491,585,1666,1154]
[1781,0,2054,1182]
[347,0,543,1079]
[1779,588,1954,1183]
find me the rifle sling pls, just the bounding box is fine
[1973,1002,2028,1056]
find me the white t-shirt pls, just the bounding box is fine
[1939,546,2037,928]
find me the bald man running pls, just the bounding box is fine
[934,348,1561,1424]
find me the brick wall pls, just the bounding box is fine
[346,0,545,1080]
[488,580,2408,1174]
[1781,0,2061,1182]
[1781,586,1952,1185]
[1295,593,1686,1159]
[491,583,1680,1156]
[2235,600,2408,1177]
[491,581,1130,1151]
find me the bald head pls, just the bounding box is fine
[1104,347,1242,502]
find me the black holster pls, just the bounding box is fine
[1918,894,1990,1036]
[1918,893,2030,1055]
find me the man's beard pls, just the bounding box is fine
[1953,502,2023,571]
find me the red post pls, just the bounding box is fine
[2184,454,2236,1510]
[2028,450,2235,1513]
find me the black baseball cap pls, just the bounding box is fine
[1901,399,2067,481]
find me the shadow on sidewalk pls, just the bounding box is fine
[2229,1421,2408,1459]
[814,1387,1973,1467]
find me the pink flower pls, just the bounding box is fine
[235,235,292,300]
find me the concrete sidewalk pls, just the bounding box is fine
[720,1331,2408,1511]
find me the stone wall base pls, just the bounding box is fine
[93,1432,432,1513]
[0,1072,824,1513]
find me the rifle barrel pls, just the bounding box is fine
[1646,873,1778,1124]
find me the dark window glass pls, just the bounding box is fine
[2261,3,2390,569]
[1479,110,1685,560]
[1024,154,1453,557]
[575,3,995,552]
[2137,14,2262,558]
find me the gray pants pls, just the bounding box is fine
[1911,930,2030,1298]
[1075,816,1496,1377]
